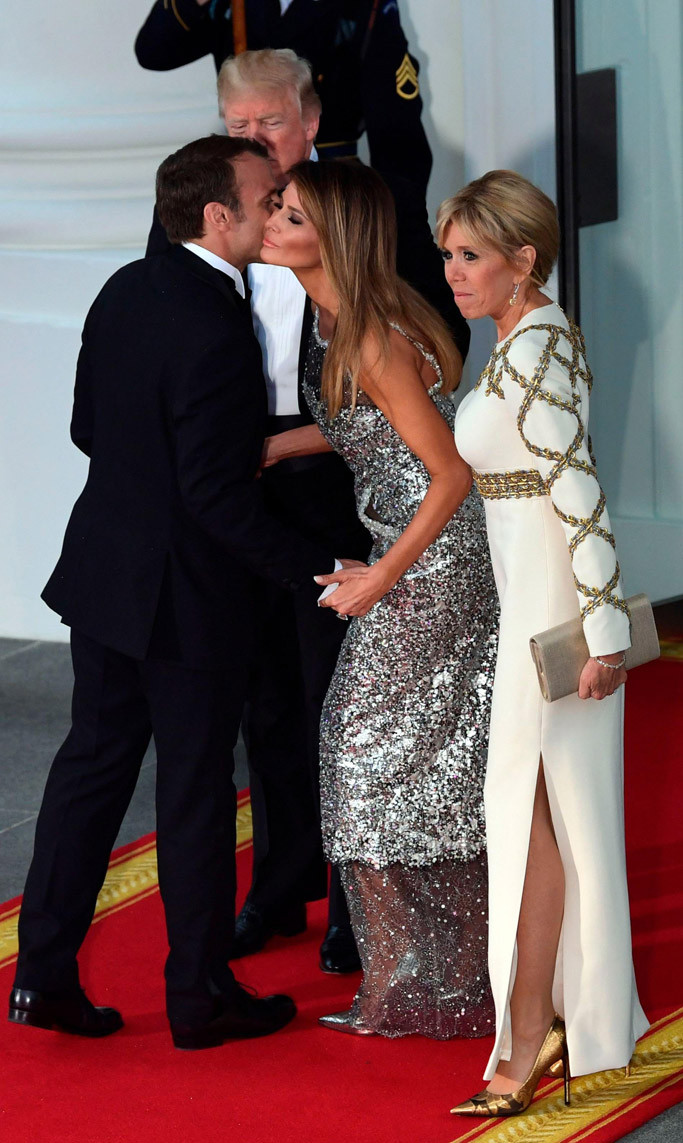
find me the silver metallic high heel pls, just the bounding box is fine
[318,1009,376,1036]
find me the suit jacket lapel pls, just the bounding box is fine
[168,244,248,313]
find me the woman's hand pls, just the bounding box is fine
[314,562,393,618]
[578,653,627,700]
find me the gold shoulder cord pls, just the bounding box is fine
[164,0,190,33]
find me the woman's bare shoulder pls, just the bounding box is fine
[360,325,422,386]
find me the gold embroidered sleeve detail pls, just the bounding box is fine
[576,565,631,622]
[476,353,505,398]
[497,320,627,624]
[554,489,616,555]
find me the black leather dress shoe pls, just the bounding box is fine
[171,985,296,1050]
[319,925,361,974]
[8,987,123,1037]
[230,900,307,959]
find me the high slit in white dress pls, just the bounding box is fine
[454,302,648,1079]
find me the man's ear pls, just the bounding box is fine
[304,113,320,146]
[203,201,233,232]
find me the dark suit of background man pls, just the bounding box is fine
[135,0,434,189]
[8,136,352,1051]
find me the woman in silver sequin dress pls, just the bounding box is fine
[259,160,498,1039]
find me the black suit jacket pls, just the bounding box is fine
[43,245,333,667]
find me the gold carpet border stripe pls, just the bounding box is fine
[0,799,253,970]
[107,836,158,870]
[659,638,683,661]
[449,1012,683,1143]
[561,1072,683,1143]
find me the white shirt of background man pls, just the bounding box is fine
[247,147,318,417]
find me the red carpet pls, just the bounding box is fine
[0,659,681,1143]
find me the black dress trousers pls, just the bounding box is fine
[15,628,247,1025]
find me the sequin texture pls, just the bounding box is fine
[304,315,499,1037]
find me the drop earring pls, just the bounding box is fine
[509,282,520,306]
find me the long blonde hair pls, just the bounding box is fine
[290,160,462,418]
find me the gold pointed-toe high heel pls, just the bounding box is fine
[450,1016,570,1118]
[318,1010,376,1036]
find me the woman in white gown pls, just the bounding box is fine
[436,171,648,1117]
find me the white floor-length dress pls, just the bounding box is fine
[454,301,648,1079]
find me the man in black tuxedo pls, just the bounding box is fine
[8,136,349,1050]
[146,49,470,974]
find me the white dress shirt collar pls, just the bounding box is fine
[182,242,245,299]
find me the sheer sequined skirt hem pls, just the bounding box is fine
[339,855,495,1040]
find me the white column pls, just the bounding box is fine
[399,0,466,223]
[0,2,220,640]
[459,0,557,383]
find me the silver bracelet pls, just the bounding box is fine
[593,654,626,670]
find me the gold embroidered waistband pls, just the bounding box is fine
[473,469,547,500]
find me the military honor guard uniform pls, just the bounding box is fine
[136,0,433,190]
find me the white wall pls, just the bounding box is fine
[0,3,221,641]
[399,0,465,224]
[2,1,677,642]
[1,0,467,643]
[442,0,683,604]
[575,0,683,601]
[459,0,557,384]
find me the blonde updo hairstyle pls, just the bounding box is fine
[436,170,560,288]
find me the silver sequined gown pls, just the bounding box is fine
[304,314,499,1038]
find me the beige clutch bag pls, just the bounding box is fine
[529,593,660,702]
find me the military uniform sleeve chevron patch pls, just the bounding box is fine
[395,52,419,99]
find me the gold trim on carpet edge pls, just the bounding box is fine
[449,1009,683,1143]
[0,799,253,969]
[659,638,683,661]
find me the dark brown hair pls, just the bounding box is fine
[156,135,268,243]
[290,160,462,417]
